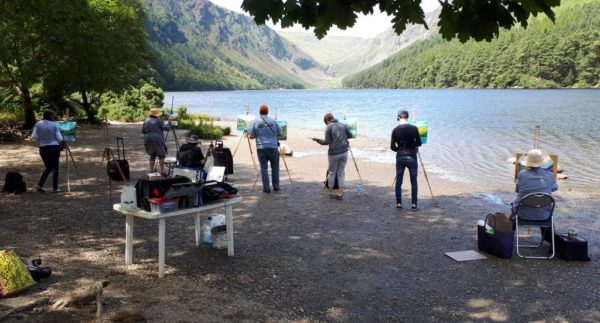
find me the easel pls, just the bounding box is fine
[514,125,559,181]
[60,109,82,192]
[92,118,128,209]
[348,144,365,194]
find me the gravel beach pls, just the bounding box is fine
[1,122,598,322]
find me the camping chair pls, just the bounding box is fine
[512,192,556,259]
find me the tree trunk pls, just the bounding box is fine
[81,90,96,123]
[22,87,36,129]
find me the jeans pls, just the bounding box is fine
[257,148,279,191]
[395,154,418,205]
[38,145,61,190]
[327,152,348,189]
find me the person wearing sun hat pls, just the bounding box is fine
[142,106,171,174]
[513,149,558,221]
[177,134,205,169]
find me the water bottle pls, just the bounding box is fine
[356,183,363,195]
[202,216,212,245]
[485,224,495,235]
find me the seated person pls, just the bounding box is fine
[177,135,205,169]
[512,149,558,221]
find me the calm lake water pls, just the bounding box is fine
[165,89,600,191]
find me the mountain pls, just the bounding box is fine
[144,0,333,90]
[279,8,441,84]
[343,0,600,89]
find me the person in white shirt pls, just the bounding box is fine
[31,111,63,193]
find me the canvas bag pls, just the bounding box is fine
[0,250,36,297]
[477,213,514,259]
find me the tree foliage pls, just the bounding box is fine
[343,1,600,89]
[0,0,150,128]
[241,0,561,41]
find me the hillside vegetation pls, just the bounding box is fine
[343,0,600,89]
[145,0,331,91]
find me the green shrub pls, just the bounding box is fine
[188,123,229,139]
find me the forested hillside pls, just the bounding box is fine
[145,0,331,90]
[343,0,600,89]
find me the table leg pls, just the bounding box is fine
[125,215,134,265]
[226,205,234,256]
[194,213,201,246]
[159,218,166,278]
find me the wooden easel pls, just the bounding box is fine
[92,118,128,209]
[514,125,559,181]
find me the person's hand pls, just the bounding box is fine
[311,137,319,142]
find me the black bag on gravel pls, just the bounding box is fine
[106,138,130,181]
[135,177,191,211]
[2,171,26,194]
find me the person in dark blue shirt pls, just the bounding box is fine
[390,110,422,210]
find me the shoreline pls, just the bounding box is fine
[1,122,598,321]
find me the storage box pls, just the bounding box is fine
[148,197,179,213]
[148,172,162,181]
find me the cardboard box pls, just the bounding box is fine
[486,213,513,232]
[148,172,162,181]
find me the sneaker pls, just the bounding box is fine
[53,189,62,193]
[273,187,280,192]
[396,203,402,209]
[263,189,271,193]
[35,186,45,193]
[411,204,417,210]
[334,194,344,201]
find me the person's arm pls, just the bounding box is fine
[31,123,38,141]
[247,122,256,139]
[54,124,63,142]
[141,120,147,134]
[390,128,398,152]
[414,127,422,147]
[315,126,330,145]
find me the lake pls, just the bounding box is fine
[165,89,600,191]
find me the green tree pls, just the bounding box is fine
[241,0,560,41]
[0,1,73,128]
[46,0,151,123]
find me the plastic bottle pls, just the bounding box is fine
[485,224,495,235]
[356,183,363,195]
[202,216,213,245]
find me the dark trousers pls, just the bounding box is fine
[38,145,60,190]
[257,148,279,191]
[395,154,418,205]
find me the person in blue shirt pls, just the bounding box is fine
[31,111,63,193]
[513,149,558,221]
[248,105,282,193]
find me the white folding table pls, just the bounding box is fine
[113,196,242,278]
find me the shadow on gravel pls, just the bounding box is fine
[1,125,598,322]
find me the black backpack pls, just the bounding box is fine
[2,171,27,194]
[212,141,233,175]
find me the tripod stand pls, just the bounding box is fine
[92,119,129,209]
[62,142,83,192]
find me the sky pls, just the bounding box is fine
[209,0,441,38]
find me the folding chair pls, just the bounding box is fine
[512,192,556,259]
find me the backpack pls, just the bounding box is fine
[2,172,27,194]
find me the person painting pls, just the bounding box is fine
[312,113,353,200]
[178,135,205,169]
[31,111,63,193]
[248,105,282,193]
[513,149,558,221]
[142,107,171,175]
[390,110,422,210]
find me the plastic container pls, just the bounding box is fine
[148,197,178,213]
[201,216,212,245]
[211,225,227,249]
[356,183,363,195]
[120,185,137,210]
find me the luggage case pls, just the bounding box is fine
[542,231,591,261]
[212,141,233,175]
[107,137,130,181]
[135,176,191,211]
